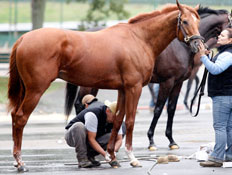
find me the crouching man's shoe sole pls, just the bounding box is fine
[78,159,94,168]
[200,161,222,167]
[88,157,101,167]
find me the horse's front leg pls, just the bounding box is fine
[107,90,125,166]
[124,84,142,167]
[166,83,183,150]
[183,79,193,110]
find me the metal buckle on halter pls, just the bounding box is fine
[184,36,190,43]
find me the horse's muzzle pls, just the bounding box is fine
[189,38,204,54]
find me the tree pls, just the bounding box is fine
[30,0,128,31]
[69,0,129,30]
[31,0,46,30]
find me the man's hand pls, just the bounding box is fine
[104,152,111,162]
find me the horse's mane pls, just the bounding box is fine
[128,4,199,24]
[197,5,228,18]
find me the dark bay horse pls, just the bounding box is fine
[147,7,229,150]
[65,7,229,151]
[8,1,202,171]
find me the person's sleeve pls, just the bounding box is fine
[200,52,232,75]
[84,112,98,132]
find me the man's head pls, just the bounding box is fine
[104,100,117,123]
[82,94,97,108]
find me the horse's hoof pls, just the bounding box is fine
[148,145,157,151]
[169,144,179,150]
[109,160,121,168]
[130,159,142,167]
[167,155,180,162]
[17,165,29,172]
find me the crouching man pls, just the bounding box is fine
[65,94,124,168]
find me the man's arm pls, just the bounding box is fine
[87,131,107,157]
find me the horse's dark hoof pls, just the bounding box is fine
[148,144,157,151]
[109,160,121,168]
[169,143,179,150]
[17,165,29,172]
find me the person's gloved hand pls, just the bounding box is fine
[104,152,111,162]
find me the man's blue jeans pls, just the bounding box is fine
[209,96,232,163]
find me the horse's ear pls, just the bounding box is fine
[195,4,200,10]
[176,0,183,12]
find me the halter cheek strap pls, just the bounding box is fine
[177,12,205,44]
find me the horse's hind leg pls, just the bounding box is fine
[12,87,49,172]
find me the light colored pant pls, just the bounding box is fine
[209,96,232,163]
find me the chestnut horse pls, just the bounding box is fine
[65,7,229,151]
[8,1,202,171]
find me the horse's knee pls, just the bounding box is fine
[147,129,154,138]
[125,120,134,133]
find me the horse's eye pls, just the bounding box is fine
[183,20,188,25]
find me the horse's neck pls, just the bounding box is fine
[199,14,224,42]
[134,10,179,57]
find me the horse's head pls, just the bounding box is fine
[198,7,229,48]
[176,0,204,53]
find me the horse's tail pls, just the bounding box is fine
[7,37,24,112]
[64,82,78,117]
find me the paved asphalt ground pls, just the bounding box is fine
[0,65,232,174]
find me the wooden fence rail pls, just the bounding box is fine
[0,53,10,63]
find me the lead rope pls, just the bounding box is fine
[190,50,214,117]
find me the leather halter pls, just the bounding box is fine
[177,12,205,44]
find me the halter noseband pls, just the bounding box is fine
[177,12,205,44]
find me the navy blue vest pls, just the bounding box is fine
[65,101,113,138]
[208,46,232,97]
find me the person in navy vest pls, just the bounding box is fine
[65,94,124,168]
[197,28,232,167]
